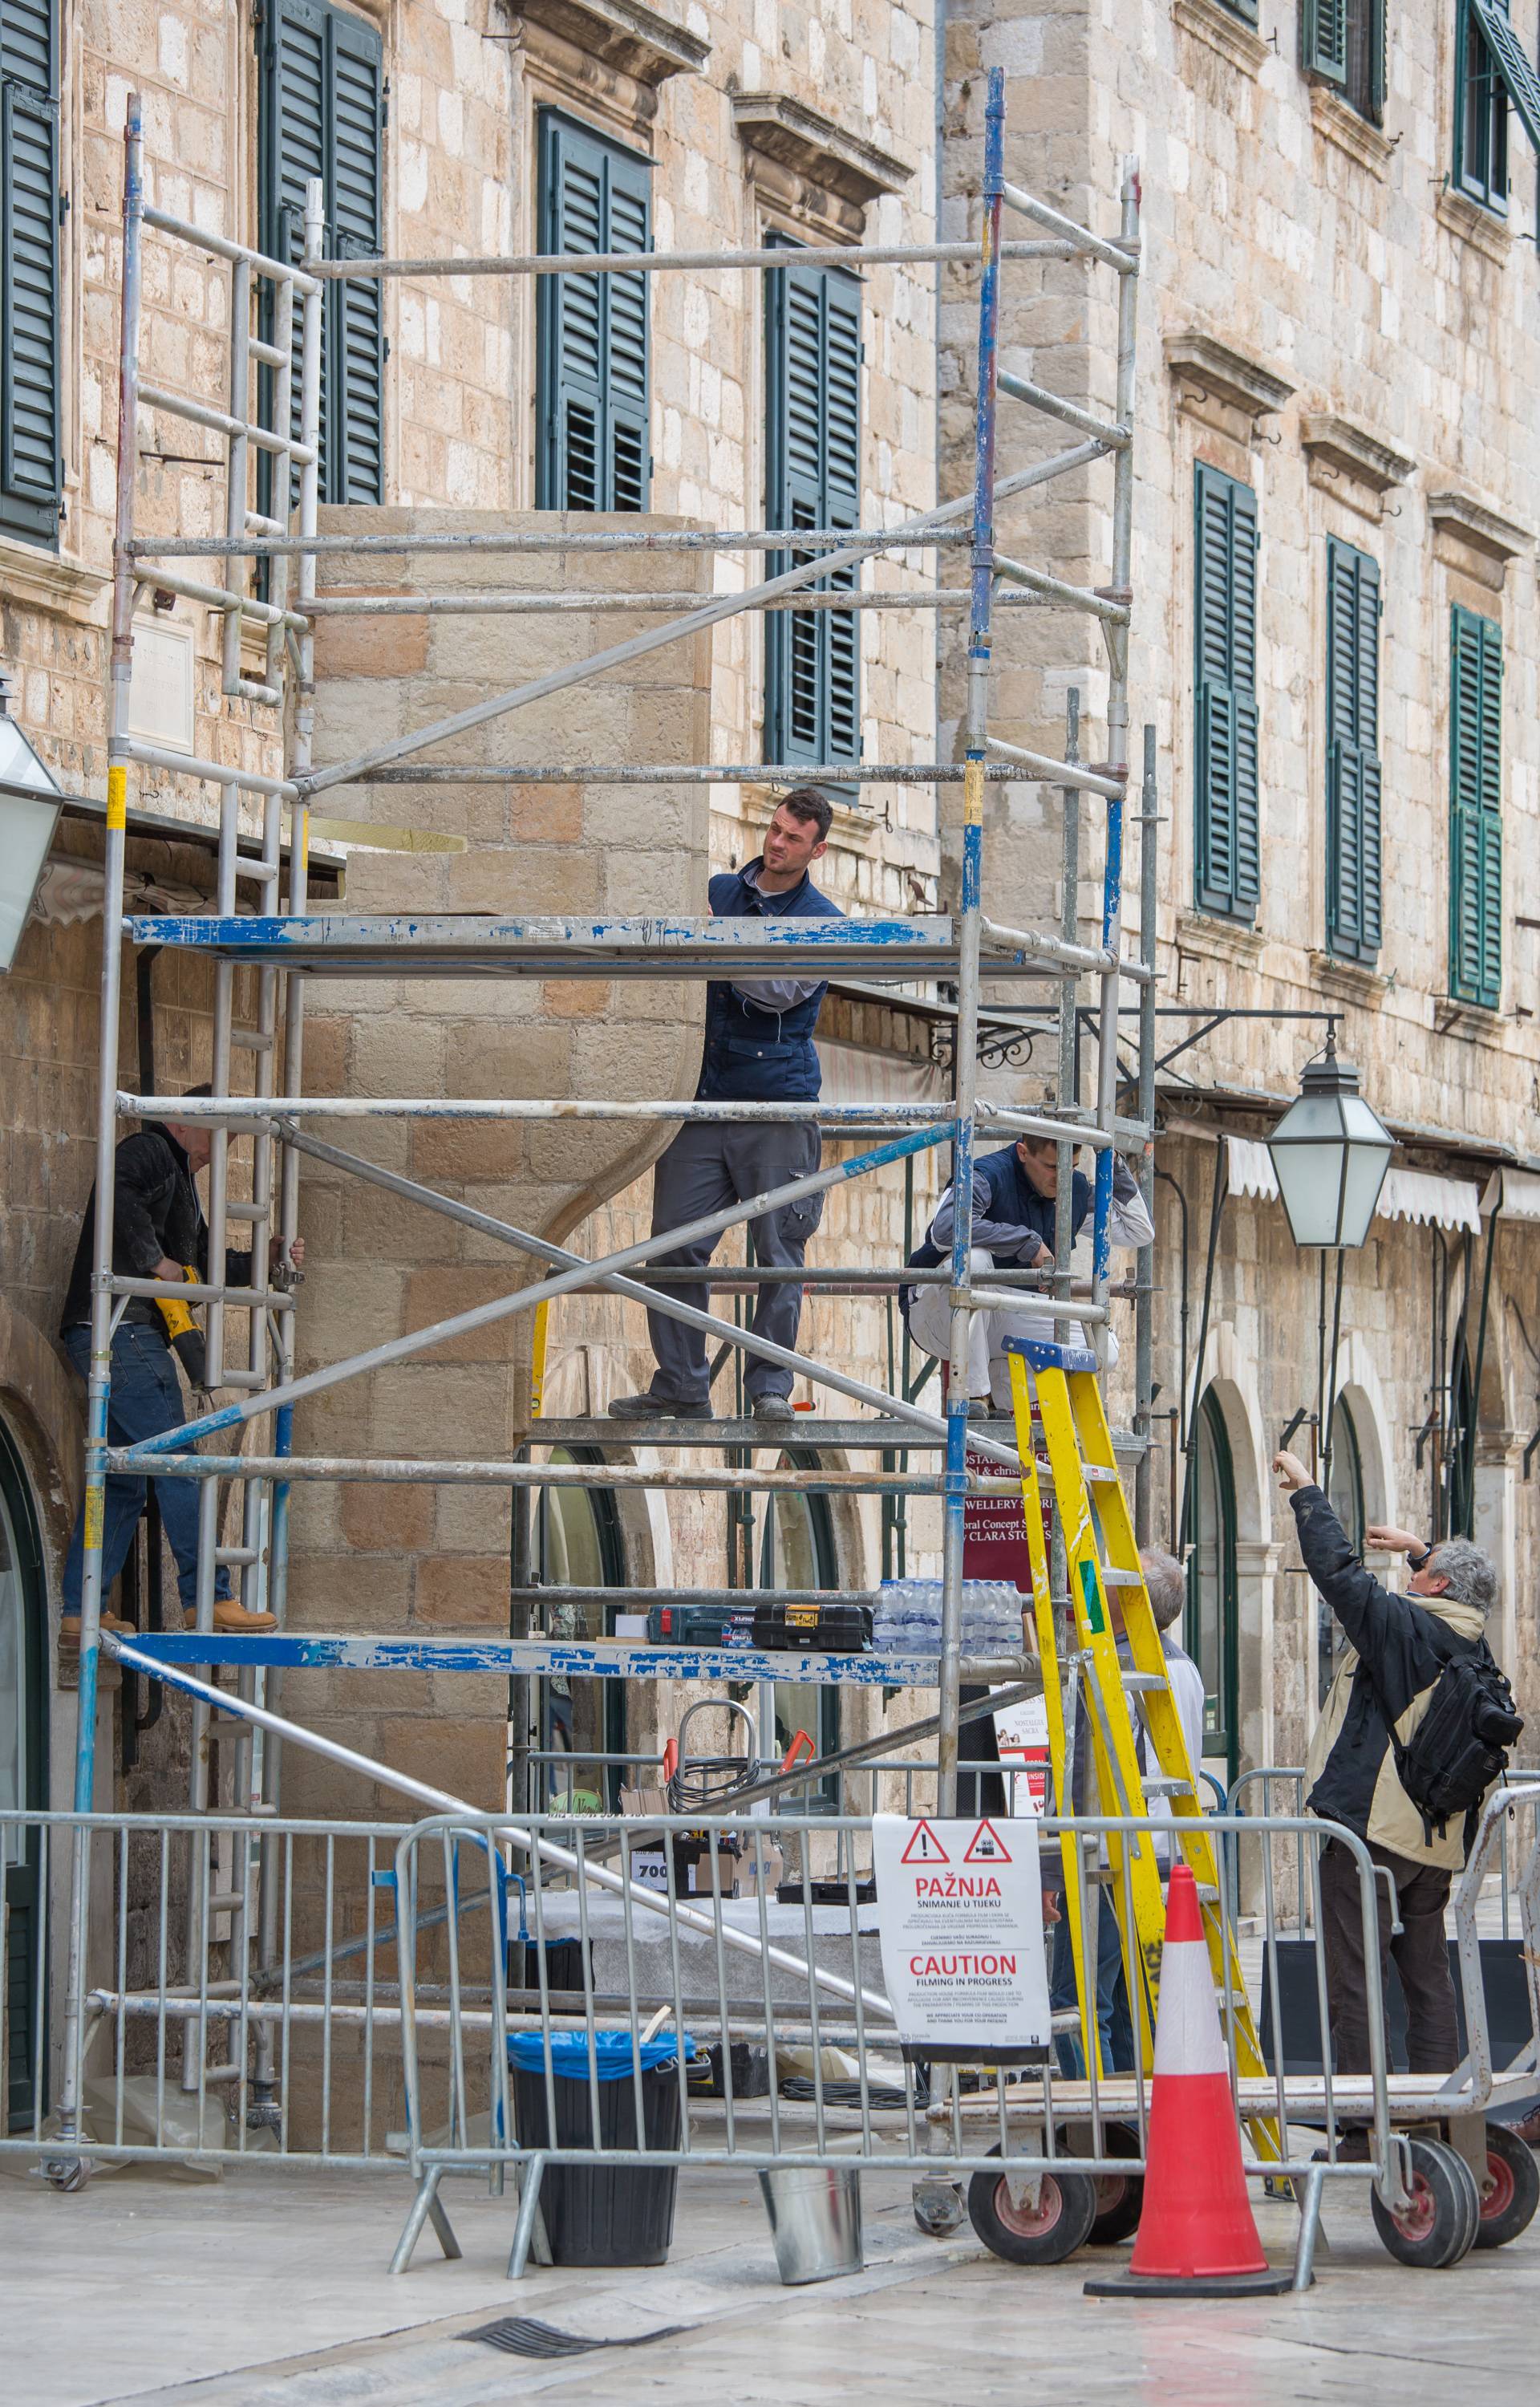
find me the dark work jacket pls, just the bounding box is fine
[61,1123,253,1336]
[900,1148,1092,1319]
[1295,1485,1493,1870]
[697,861,845,1102]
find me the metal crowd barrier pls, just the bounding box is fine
[385,1803,1530,2287]
[1,1808,419,2174]
[8,1792,1535,2291]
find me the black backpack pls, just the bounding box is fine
[1387,1640,1524,1851]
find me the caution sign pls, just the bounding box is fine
[873,1814,1051,2063]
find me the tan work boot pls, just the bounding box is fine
[211,1597,278,1634]
[58,1612,136,1647]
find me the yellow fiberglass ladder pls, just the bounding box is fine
[1004,1334,1272,2108]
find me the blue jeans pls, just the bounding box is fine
[61,1323,232,1619]
[1050,1889,1136,2077]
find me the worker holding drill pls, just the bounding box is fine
[57,1090,303,1642]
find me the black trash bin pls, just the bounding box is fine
[509,2029,696,2267]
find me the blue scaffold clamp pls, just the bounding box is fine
[1001,1334,1100,1375]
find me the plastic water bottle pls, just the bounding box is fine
[873,1581,898,1654]
[915,1580,942,1657]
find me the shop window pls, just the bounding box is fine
[1319,1397,1366,1707]
[0,1416,47,2132]
[537,1445,626,1808]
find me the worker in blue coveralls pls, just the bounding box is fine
[610,788,845,1424]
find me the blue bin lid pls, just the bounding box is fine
[508,2029,697,2080]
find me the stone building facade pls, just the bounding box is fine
[0,0,949,1876]
[942,0,1540,1787]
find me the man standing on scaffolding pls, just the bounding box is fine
[57,1090,302,1642]
[611,788,844,1423]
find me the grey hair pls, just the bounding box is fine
[1141,1547,1187,1633]
[1424,1538,1497,1619]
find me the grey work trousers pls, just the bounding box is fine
[642,1119,823,1404]
[1318,1834,1460,2076]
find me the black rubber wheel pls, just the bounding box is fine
[1473,2121,1540,2251]
[967,2145,1098,2266]
[1371,2138,1478,2268]
[1056,2121,1145,2245]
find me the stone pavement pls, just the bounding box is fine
[5,2144,1538,2407]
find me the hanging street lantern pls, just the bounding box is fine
[0,667,63,975]
[1266,1028,1395,1249]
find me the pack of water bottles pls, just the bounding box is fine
[870,1578,1024,1658]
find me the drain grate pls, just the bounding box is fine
[460,2315,696,2360]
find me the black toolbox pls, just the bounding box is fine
[751,1601,870,1652]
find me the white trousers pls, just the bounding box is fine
[907,1247,1110,1406]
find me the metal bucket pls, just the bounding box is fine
[758,2165,864,2284]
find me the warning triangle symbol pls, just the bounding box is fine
[963,1818,1011,1865]
[900,1820,950,1865]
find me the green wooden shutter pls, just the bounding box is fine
[1449,607,1502,1009]
[1469,0,1540,154]
[259,0,384,509]
[1303,0,1348,83]
[536,112,651,512]
[764,250,862,771]
[1325,538,1382,963]
[0,0,60,544]
[1194,464,1259,921]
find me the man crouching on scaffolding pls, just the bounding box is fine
[610,787,844,1423]
[902,1133,1153,1411]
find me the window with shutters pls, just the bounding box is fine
[1455,0,1510,211]
[1302,0,1385,124]
[1192,463,1259,924]
[536,112,651,513]
[764,243,861,774]
[1449,606,1502,1011]
[0,0,61,546]
[257,0,385,507]
[1324,538,1382,964]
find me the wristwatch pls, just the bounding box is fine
[1408,1545,1433,1573]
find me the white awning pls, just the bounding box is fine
[1224,1134,1279,1200]
[1223,1136,1481,1232]
[1483,1167,1540,1221]
[1377,1167,1481,1232]
[817,1040,948,1108]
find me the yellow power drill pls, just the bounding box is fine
[156,1266,210,1390]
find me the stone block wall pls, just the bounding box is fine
[278,505,712,1814]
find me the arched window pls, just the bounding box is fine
[1320,1398,1365,1708]
[538,1445,626,1809]
[1,1416,47,2132]
[1185,1390,1238,1780]
[757,1451,841,1799]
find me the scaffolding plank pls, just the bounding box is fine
[120,911,1061,980]
[125,1632,1035,1684]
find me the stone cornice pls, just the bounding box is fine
[732,93,912,209]
[1172,0,1269,76]
[1299,413,1414,493]
[1165,331,1295,424]
[1427,489,1532,564]
[0,533,107,624]
[1308,83,1395,180]
[517,0,708,87]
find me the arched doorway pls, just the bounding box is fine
[1185,1390,1238,1785]
[1,1415,47,2131]
[1320,1397,1366,1708]
[537,1445,626,1810]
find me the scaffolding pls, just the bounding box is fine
[55,71,1156,2154]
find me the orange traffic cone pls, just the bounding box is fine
[1084,1865,1295,2297]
